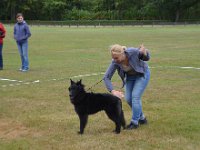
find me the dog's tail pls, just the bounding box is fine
[118,99,126,129]
[121,110,126,129]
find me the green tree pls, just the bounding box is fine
[43,0,66,20]
[158,0,200,21]
[0,0,199,21]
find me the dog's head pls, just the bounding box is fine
[68,79,85,104]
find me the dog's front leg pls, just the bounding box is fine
[78,114,88,134]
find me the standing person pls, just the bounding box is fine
[14,13,31,72]
[103,44,150,130]
[0,22,6,70]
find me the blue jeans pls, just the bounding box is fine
[125,68,150,125]
[17,41,29,70]
[0,44,3,69]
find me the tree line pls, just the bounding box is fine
[0,0,199,22]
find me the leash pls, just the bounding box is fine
[86,79,103,92]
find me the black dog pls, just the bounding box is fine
[68,79,126,134]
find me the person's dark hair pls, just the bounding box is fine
[16,13,24,18]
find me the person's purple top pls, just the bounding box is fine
[14,21,31,43]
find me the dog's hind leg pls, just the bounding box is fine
[115,119,121,134]
[105,109,121,134]
[78,114,88,134]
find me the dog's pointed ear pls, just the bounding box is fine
[70,79,74,84]
[77,79,82,85]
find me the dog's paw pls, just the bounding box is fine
[77,131,84,135]
[113,130,120,134]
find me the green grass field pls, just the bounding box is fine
[0,25,200,150]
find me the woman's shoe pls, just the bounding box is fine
[125,122,139,130]
[139,118,148,125]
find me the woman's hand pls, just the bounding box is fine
[111,90,124,99]
[139,44,147,56]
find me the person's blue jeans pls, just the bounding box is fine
[0,44,3,69]
[125,68,150,125]
[17,41,29,70]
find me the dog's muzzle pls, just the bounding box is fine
[69,94,74,100]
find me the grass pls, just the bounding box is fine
[0,25,200,150]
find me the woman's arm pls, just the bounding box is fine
[103,61,117,92]
[103,61,124,98]
[139,44,150,61]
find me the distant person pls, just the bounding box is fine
[104,44,150,130]
[0,22,6,70]
[14,13,31,72]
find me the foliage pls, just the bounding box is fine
[0,0,199,21]
[43,0,66,20]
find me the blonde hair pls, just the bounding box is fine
[110,44,127,55]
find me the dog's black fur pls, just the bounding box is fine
[68,79,126,134]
